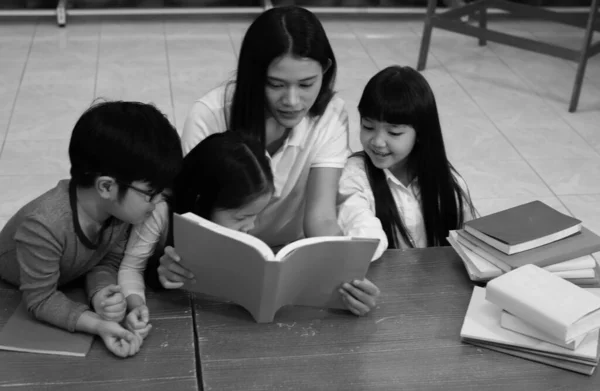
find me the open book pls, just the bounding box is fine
[174,213,379,323]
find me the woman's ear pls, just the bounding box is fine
[95,176,117,200]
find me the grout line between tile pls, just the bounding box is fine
[0,21,37,157]
[420,36,560,201]
[163,19,177,129]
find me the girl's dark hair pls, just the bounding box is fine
[228,5,337,147]
[357,65,476,248]
[69,100,183,197]
[173,131,274,219]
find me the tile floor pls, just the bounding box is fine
[0,15,599,240]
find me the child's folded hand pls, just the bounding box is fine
[92,284,127,322]
[125,305,152,339]
[339,278,380,316]
[97,320,143,358]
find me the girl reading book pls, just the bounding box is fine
[337,65,478,260]
[158,5,381,317]
[118,131,274,336]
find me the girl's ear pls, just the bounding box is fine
[95,176,117,200]
[323,58,332,74]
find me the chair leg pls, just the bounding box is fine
[417,0,438,71]
[569,0,599,112]
[478,1,487,46]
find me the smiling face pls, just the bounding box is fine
[210,191,272,234]
[265,54,324,129]
[360,118,417,174]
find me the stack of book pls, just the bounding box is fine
[448,200,600,285]
[460,265,600,375]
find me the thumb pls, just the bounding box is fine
[106,284,122,295]
[118,329,135,343]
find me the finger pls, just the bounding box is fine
[342,282,377,308]
[104,302,127,315]
[166,261,194,280]
[340,289,370,316]
[102,293,125,307]
[159,274,186,289]
[340,293,363,316]
[141,307,150,324]
[104,284,122,295]
[107,339,128,358]
[351,279,381,297]
[138,324,152,339]
[164,246,181,262]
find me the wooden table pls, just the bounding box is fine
[194,247,600,391]
[0,283,198,391]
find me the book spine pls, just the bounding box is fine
[255,262,282,323]
[486,283,566,341]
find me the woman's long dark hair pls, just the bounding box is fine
[228,6,337,148]
[357,65,476,248]
[172,131,274,218]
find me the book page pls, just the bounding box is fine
[274,236,356,261]
[180,213,274,260]
[270,238,379,312]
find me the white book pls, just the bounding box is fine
[544,255,597,272]
[460,287,600,362]
[486,265,600,343]
[500,311,592,350]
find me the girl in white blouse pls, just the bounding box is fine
[338,65,477,260]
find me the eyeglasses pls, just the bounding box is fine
[119,182,166,203]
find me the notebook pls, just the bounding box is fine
[0,289,94,357]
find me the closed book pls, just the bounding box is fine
[486,265,600,343]
[0,289,94,357]
[500,311,593,350]
[456,227,600,272]
[464,201,581,255]
[450,231,598,284]
[174,213,379,323]
[465,340,596,376]
[460,287,600,364]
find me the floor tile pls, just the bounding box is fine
[528,158,600,196]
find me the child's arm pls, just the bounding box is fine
[86,225,129,322]
[119,202,169,310]
[337,158,388,261]
[14,217,89,332]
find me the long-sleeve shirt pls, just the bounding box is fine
[337,156,476,260]
[118,201,169,302]
[0,180,130,332]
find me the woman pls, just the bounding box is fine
[159,6,379,317]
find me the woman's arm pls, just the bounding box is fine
[304,167,343,237]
